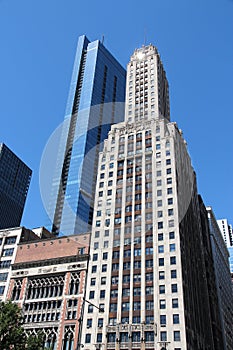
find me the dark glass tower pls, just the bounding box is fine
[0,143,32,229]
[47,35,126,235]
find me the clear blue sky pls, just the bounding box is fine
[0,0,232,228]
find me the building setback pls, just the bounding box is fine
[80,44,221,350]
[7,233,90,350]
[0,143,32,229]
[47,35,126,236]
[207,208,233,350]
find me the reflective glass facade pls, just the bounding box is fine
[228,247,233,274]
[48,35,126,235]
[0,143,32,229]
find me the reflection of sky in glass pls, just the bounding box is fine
[228,247,233,273]
[43,35,126,236]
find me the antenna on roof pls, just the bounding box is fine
[102,35,105,45]
[144,27,147,46]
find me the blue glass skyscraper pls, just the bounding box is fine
[47,35,126,235]
[0,143,32,229]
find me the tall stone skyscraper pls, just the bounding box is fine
[47,35,126,235]
[80,44,222,350]
[0,143,32,229]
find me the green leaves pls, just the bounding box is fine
[0,300,25,349]
[0,301,44,350]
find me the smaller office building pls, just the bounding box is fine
[7,233,90,350]
[0,226,50,301]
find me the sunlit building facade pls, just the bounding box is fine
[8,233,90,350]
[81,44,219,350]
[0,226,51,301]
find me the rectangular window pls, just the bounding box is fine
[85,334,91,343]
[158,233,163,241]
[92,265,97,273]
[111,276,119,285]
[89,291,95,299]
[158,222,163,229]
[133,301,141,310]
[160,299,166,309]
[93,254,98,261]
[90,278,96,286]
[174,331,181,341]
[159,258,164,266]
[169,220,174,227]
[5,236,16,245]
[173,314,180,324]
[167,187,173,194]
[145,286,153,295]
[159,285,165,294]
[157,210,163,218]
[122,302,130,311]
[102,264,107,272]
[160,315,166,326]
[103,252,108,260]
[168,198,173,205]
[171,270,177,278]
[170,256,176,265]
[172,298,179,308]
[158,245,164,253]
[171,284,178,293]
[0,260,11,269]
[159,271,165,280]
[97,333,102,343]
[168,208,174,216]
[2,248,14,257]
[87,319,92,328]
[100,290,105,298]
[0,273,8,282]
[101,277,106,285]
[145,259,153,268]
[170,243,176,252]
[169,231,175,239]
[112,247,120,257]
[145,247,153,255]
[160,331,167,341]
[146,300,154,310]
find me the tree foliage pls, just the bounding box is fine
[0,300,44,350]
